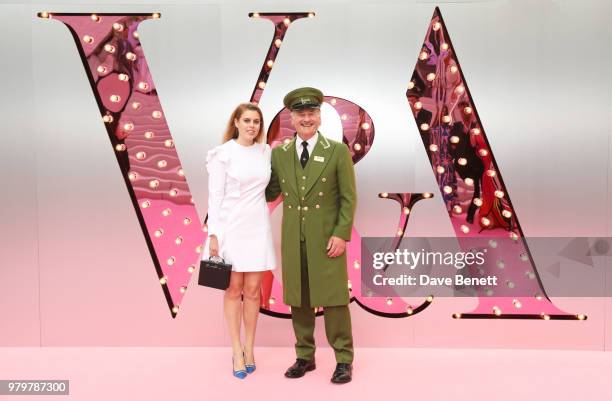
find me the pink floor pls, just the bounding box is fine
[1,347,610,401]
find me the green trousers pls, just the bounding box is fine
[291,241,354,364]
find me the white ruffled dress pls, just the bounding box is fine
[202,139,276,272]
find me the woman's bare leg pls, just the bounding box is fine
[242,271,264,365]
[224,271,245,370]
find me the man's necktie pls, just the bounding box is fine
[300,140,309,168]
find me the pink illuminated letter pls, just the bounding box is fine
[407,8,580,319]
[40,12,204,318]
[248,14,427,318]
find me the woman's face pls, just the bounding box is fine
[234,109,261,143]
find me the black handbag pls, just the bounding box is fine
[198,256,232,290]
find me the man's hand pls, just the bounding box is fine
[209,235,219,257]
[326,236,346,258]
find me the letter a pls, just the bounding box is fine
[407,8,582,320]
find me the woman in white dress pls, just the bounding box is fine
[203,102,275,379]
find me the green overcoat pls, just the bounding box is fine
[265,133,357,307]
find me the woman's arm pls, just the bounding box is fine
[206,147,227,243]
[265,148,281,202]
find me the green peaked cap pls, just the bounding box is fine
[283,87,324,110]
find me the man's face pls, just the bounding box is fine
[291,108,321,139]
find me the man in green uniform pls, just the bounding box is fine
[266,87,357,384]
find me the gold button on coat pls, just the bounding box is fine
[315,204,320,209]
[302,176,306,180]
[301,186,305,190]
[322,178,327,182]
[303,206,308,211]
[318,192,323,196]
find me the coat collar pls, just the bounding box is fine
[303,133,333,196]
[280,137,297,195]
[280,131,334,196]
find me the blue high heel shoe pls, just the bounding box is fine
[244,351,256,374]
[232,357,247,379]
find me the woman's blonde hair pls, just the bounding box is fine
[222,102,265,144]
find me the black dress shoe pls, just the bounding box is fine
[331,363,352,384]
[284,358,316,378]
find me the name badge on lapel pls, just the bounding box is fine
[313,156,325,162]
